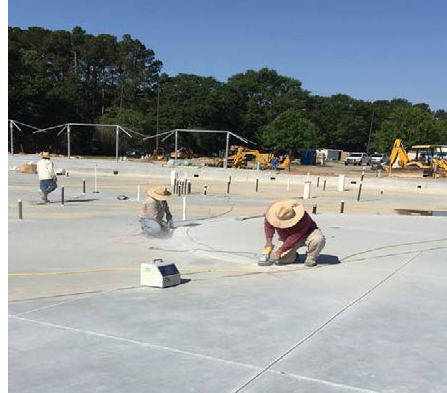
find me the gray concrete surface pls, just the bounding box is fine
[8,156,447,392]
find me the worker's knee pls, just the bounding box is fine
[307,229,326,249]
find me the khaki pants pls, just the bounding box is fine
[277,229,326,263]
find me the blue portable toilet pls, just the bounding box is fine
[300,150,316,165]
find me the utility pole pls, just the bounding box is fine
[156,87,160,150]
[366,110,374,155]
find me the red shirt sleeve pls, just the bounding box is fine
[264,217,275,239]
[278,213,317,254]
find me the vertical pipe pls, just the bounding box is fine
[317,176,320,188]
[18,200,22,219]
[226,181,230,194]
[228,175,232,184]
[10,121,14,155]
[182,196,186,220]
[287,178,290,191]
[61,186,65,206]
[255,179,259,192]
[187,181,191,195]
[94,164,98,193]
[82,179,86,194]
[115,125,119,163]
[357,183,363,201]
[67,124,71,159]
[361,171,365,182]
[204,185,207,196]
[224,132,230,169]
[173,178,177,193]
[312,204,317,214]
[177,182,181,197]
[174,130,178,168]
[340,200,345,214]
[137,185,140,201]
[323,180,326,191]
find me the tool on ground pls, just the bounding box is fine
[258,245,274,266]
[140,259,181,288]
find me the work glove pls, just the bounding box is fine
[167,219,174,229]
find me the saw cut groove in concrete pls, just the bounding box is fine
[233,252,422,393]
[10,314,262,371]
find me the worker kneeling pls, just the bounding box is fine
[140,186,174,237]
[261,199,325,267]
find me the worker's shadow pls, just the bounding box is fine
[296,254,340,265]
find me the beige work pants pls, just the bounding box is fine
[277,229,326,263]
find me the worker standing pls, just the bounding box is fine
[36,152,57,202]
[271,157,278,171]
[140,186,174,236]
[260,199,326,266]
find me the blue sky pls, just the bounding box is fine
[8,0,447,110]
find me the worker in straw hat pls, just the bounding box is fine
[261,199,326,266]
[37,152,57,202]
[140,186,174,236]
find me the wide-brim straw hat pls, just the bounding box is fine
[41,152,50,159]
[148,186,172,201]
[265,199,305,228]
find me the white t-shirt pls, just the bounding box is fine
[37,159,56,180]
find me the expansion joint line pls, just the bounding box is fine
[233,251,422,393]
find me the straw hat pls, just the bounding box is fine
[265,199,305,228]
[41,152,50,159]
[148,186,172,201]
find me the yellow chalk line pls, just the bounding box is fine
[8,267,272,276]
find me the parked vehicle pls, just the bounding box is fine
[344,152,371,166]
[126,148,148,158]
[370,153,389,169]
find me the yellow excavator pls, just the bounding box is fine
[387,139,447,177]
[215,146,290,170]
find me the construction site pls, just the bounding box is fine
[8,136,447,392]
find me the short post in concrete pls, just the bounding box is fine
[203,184,207,196]
[287,178,290,191]
[303,181,311,199]
[380,190,384,195]
[340,200,345,214]
[177,182,181,197]
[226,181,231,194]
[61,186,65,206]
[357,182,363,201]
[228,176,232,184]
[170,170,177,186]
[137,185,140,202]
[173,178,177,193]
[82,179,86,194]
[337,175,346,192]
[182,180,187,195]
[187,181,192,195]
[378,169,382,178]
[255,179,259,193]
[317,176,320,188]
[18,200,23,219]
[361,170,365,182]
[312,204,317,214]
[66,172,69,177]
[182,196,187,220]
[323,179,326,191]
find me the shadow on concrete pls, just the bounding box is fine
[180,278,191,285]
[65,198,99,203]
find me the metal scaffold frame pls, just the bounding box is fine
[143,128,256,168]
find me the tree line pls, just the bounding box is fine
[8,26,447,157]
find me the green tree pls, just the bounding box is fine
[261,109,323,154]
[376,106,446,151]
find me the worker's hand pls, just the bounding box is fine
[271,249,281,261]
[167,219,174,229]
[264,239,273,249]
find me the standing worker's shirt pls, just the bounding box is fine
[140,198,172,223]
[264,212,317,254]
[37,159,56,180]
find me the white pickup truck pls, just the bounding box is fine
[344,152,371,166]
